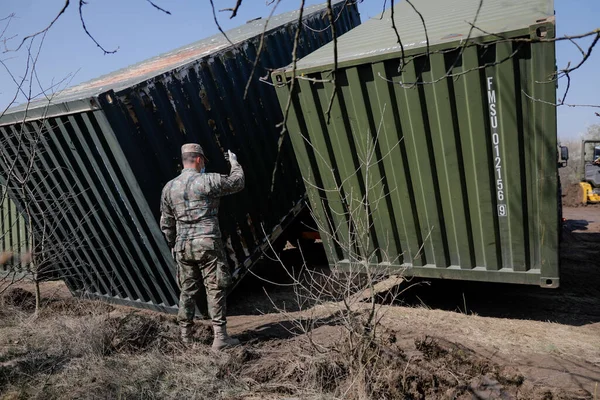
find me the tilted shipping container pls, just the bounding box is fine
[273,0,560,287]
[0,1,361,311]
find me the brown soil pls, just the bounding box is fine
[1,207,599,399]
[225,206,600,398]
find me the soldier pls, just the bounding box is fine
[160,143,245,350]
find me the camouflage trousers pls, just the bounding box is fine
[175,240,232,328]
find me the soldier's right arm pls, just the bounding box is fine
[199,152,245,197]
[218,158,245,196]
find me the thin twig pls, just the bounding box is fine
[405,0,432,73]
[324,0,338,123]
[560,71,571,105]
[145,0,171,15]
[557,32,600,78]
[243,0,282,100]
[0,13,15,43]
[271,0,306,191]
[8,1,70,53]
[209,0,277,92]
[389,0,406,72]
[522,89,600,108]
[220,0,243,19]
[468,24,599,44]
[567,37,586,57]
[78,0,118,55]
[301,0,348,33]
[209,0,241,50]
[376,45,521,87]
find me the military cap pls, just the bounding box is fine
[181,143,205,156]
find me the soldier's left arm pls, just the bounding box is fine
[160,185,176,248]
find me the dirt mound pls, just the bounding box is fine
[217,329,586,400]
[409,337,578,400]
[371,335,525,399]
[562,183,584,207]
[39,298,115,317]
[1,288,35,310]
[562,183,600,207]
[231,328,595,399]
[102,313,162,355]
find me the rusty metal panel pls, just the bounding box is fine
[273,0,560,287]
[1,0,361,125]
[0,0,361,311]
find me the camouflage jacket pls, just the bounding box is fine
[160,161,245,250]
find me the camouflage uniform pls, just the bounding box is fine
[160,149,245,329]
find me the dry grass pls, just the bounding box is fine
[0,287,348,400]
[2,285,598,400]
[0,292,247,400]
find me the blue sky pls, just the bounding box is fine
[0,0,598,140]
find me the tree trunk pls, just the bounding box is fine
[34,274,41,318]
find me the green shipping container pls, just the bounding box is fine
[1,188,29,272]
[273,0,560,287]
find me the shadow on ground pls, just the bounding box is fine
[228,216,600,327]
[227,239,328,316]
[384,218,600,327]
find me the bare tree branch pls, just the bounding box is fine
[270,0,306,191]
[522,89,600,109]
[243,0,282,100]
[567,37,586,57]
[560,70,571,106]
[389,0,406,72]
[324,0,338,123]
[376,42,521,87]
[0,13,15,43]
[209,0,278,87]
[78,0,118,55]
[145,0,171,15]
[7,1,70,53]
[301,0,349,33]
[556,32,600,79]
[220,0,243,19]
[209,0,239,48]
[468,24,599,44]
[405,0,433,72]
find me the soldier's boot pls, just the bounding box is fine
[180,326,193,344]
[211,325,240,350]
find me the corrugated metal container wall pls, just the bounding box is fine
[0,189,29,272]
[274,0,560,287]
[98,0,360,272]
[0,1,361,311]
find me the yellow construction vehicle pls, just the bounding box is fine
[579,140,600,204]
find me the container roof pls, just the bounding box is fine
[290,0,554,72]
[4,1,340,115]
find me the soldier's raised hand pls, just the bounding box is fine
[227,150,238,164]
